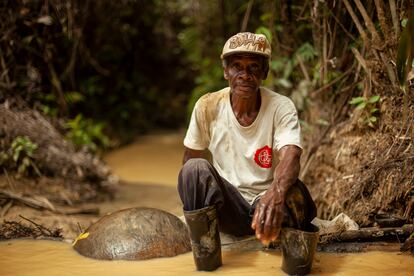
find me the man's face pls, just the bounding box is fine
[224,54,267,96]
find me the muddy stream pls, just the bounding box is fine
[1,133,413,275]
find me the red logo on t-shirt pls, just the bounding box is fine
[254,145,272,168]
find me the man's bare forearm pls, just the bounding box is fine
[251,145,302,244]
[271,145,302,199]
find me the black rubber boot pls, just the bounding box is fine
[184,205,222,271]
[280,225,319,275]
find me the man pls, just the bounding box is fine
[178,32,316,271]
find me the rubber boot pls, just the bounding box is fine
[184,205,222,271]
[280,225,319,275]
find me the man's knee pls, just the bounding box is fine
[178,158,211,191]
[284,180,317,228]
[182,158,210,172]
[178,158,222,211]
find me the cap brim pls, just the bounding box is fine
[221,50,270,59]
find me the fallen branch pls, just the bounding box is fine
[0,189,56,211]
[0,217,62,240]
[0,200,13,217]
[61,207,100,215]
[19,215,57,237]
[0,189,99,215]
[332,224,413,243]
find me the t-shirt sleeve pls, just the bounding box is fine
[183,99,210,150]
[273,97,302,151]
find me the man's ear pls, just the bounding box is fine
[262,59,269,80]
[262,68,269,80]
[223,68,229,80]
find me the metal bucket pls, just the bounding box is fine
[280,225,319,275]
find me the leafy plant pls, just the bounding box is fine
[66,114,110,153]
[40,104,58,117]
[0,136,41,177]
[296,42,318,63]
[349,95,381,128]
[266,42,317,90]
[255,26,272,42]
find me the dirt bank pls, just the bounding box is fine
[0,132,184,240]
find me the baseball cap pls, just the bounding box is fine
[221,32,271,59]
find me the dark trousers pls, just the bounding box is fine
[177,158,317,237]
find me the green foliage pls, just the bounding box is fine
[177,2,234,120]
[2,0,194,142]
[11,136,37,162]
[349,95,381,128]
[270,57,293,88]
[33,92,59,117]
[40,104,58,117]
[267,42,317,90]
[187,59,226,118]
[65,91,85,105]
[255,26,272,41]
[5,0,402,144]
[0,136,41,177]
[296,42,318,62]
[66,114,110,153]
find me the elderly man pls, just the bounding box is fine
[178,32,316,271]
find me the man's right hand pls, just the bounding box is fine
[252,145,301,245]
[251,184,286,246]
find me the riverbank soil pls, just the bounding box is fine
[0,102,119,240]
[302,87,414,228]
[0,179,181,240]
[0,132,184,240]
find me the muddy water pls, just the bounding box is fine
[105,132,184,186]
[1,132,413,275]
[0,240,413,275]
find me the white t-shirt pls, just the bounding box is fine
[184,87,302,204]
